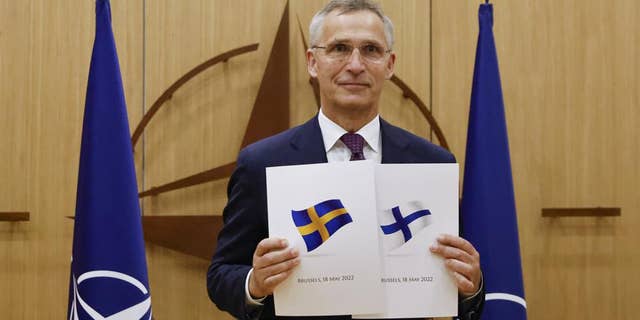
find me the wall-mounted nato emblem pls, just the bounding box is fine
[291,199,353,252]
[380,201,432,251]
[69,270,152,320]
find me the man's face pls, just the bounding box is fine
[307,10,395,114]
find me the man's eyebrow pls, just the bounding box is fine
[328,38,384,46]
[327,38,349,44]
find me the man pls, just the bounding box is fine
[207,1,484,319]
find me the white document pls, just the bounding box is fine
[355,164,459,319]
[267,161,385,316]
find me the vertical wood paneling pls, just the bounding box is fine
[433,1,639,319]
[289,0,327,125]
[0,0,142,318]
[142,0,286,216]
[142,1,286,318]
[379,0,432,140]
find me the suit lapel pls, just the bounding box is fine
[380,118,410,164]
[289,115,328,164]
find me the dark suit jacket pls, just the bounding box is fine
[207,116,484,320]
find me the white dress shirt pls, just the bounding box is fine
[317,108,382,163]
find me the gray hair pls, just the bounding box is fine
[309,0,394,49]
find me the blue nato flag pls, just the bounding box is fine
[291,199,353,252]
[67,1,152,319]
[460,3,527,320]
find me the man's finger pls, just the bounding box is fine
[263,269,295,289]
[430,243,473,263]
[257,260,300,282]
[254,247,299,269]
[445,258,474,279]
[249,255,299,298]
[436,234,478,256]
[254,238,289,257]
[451,271,476,294]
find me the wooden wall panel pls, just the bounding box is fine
[142,1,287,318]
[0,2,35,318]
[0,1,30,219]
[433,1,639,319]
[289,0,326,125]
[379,0,432,140]
[0,0,142,318]
[142,0,287,215]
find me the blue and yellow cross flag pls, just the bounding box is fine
[291,199,353,252]
[67,1,152,319]
[461,3,527,320]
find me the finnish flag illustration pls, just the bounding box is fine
[379,201,432,251]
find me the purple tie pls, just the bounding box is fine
[340,133,365,161]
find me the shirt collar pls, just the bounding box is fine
[318,108,380,153]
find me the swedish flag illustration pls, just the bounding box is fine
[291,199,353,252]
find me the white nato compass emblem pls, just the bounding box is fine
[485,292,527,310]
[69,270,152,320]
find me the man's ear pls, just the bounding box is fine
[307,49,318,78]
[385,52,396,79]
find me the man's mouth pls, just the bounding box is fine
[337,82,370,88]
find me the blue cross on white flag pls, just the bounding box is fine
[379,201,432,252]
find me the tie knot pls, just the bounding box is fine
[340,133,365,161]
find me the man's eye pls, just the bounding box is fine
[363,45,381,54]
[332,44,350,53]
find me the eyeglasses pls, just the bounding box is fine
[312,42,392,64]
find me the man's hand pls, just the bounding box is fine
[248,238,300,299]
[429,234,482,297]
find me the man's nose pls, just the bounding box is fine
[345,48,365,73]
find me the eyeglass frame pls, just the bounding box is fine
[311,42,393,64]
